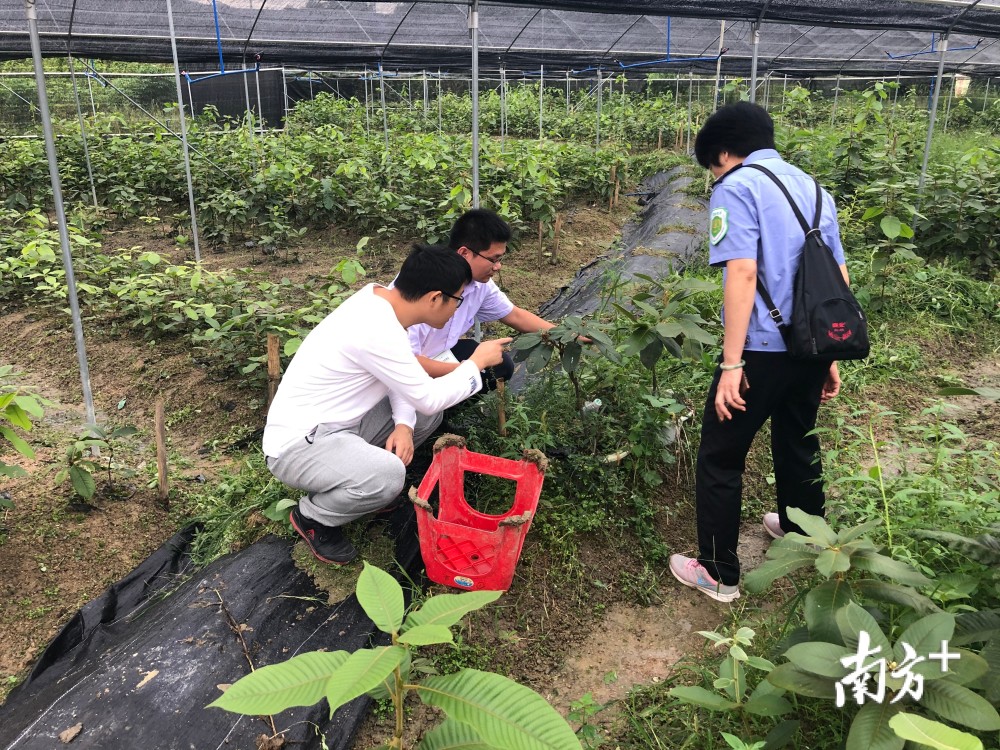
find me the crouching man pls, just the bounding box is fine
[263,244,510,565]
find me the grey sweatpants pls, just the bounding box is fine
[266,397,442,528]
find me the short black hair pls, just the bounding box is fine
[395,243,473,301]
[694,102,776,169]
[448,208,512,253]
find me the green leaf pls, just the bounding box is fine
[922,679,1000,731]
[743,546,815,592]
[814,548,852,578]
[283,338,301,357]
[0,425,35,460]
[4,403,30,430]
[880,215,903,240]
[804,578,854,643]
[783,642,854,679]
[853,580,939,617]
[366,649,411,702]
[862,206,886,220]
[13,395,43,418]
[403,591,503,632]
[208,650,349,714]
[785,508,838,546]
[397,624,454,646]
[668,685,739,711]
[766,664,837,700]
[357,563,405,635]
[888,712,984,750]
[892,613,955,677]
[525,345,553,374]
[837,602,892,655]
[560,341,582,373]
[939,649,989,688]
[69,465,96,500]
[417,720,496,750]
[851,549,931,587]
[262,498,297,523]
[846,701,904,750]
[742,692,793,717]
[325,646,408,716]
[418,669,581,750]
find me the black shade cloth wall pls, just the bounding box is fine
[2,1,1000,75]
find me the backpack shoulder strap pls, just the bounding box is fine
[742,163,813,235]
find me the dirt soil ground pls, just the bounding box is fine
[0,199,658,710]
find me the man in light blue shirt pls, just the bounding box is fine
[670,102,847,602]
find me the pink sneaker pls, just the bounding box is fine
[763,512,785,540]
[669,554,740,603]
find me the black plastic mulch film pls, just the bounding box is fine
[2,1,1000,75]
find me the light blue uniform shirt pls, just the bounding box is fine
[708,149,845,352]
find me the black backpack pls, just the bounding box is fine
[744,163,870,362]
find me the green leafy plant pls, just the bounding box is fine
[54,424,138,503]
[568,692,609,749]
[669,626,792,721]
[209,563,582,749]
[0,366,46,488]
[768,603,998,750]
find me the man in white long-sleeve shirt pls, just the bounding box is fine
[263,244,510,565]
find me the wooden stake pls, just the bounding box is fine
[537,220,544,265]
[154,398,168,509]
[496,379,507,437]
[267,333,281,409]
[613,179,620,208]
[657,128,663,149]
[609,165,617,211]
[552,213,562,265]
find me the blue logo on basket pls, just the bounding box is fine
[453,576,474,588]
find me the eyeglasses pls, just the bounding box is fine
[470,249,505,268]
[440,291,464,308]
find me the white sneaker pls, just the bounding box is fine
[763,512,785,540]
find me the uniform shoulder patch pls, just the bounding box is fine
[709,207,729,245]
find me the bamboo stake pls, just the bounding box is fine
[267,333,281,409]
[552,213,562,265]
[496,379,507,437]
[154,398,168,508]
[609,165,617,211]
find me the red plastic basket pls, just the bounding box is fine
[411,436,548,591]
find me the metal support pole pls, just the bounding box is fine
[166,0,201,262]
[620,74,626,142]
[596,68,602,148]
[470,0,480,207]
[242,62,255,144]
[364,67,371,136]
[438,68,442,133]
[254,65,264,134]
[918,35,948,198]
[86,66,96,118]
[943,73,956,133]
[893,72,901,112]
[280,66,289,127]
[379,62,389,151]
[500,66,507,150]
[713,20,725,111]
[830,74,841,127]
[781,74,788,111]
[423,71,429,119]
[68,55,99,208]
[539,64,544,140]
[749,21,760,103]
[686,71,694,152]
[983,77,991,113]
[566,69,570,113]
[26,0,95,427]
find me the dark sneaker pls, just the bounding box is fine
[289,507,358,565]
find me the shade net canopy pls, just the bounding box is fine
[3,1,1000,76]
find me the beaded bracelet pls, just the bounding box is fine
[719,360,746,371]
